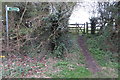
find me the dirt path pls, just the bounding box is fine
[78,35,101,73]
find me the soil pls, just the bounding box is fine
[78,35,101,73]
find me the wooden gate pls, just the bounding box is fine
[68,22,101,34]
[68,23,85,34]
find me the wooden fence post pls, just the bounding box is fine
[76,23,79,34]
[76,23,77,33]
[77,24,79,34]
[86,22,88,34]
[83,23,85,34]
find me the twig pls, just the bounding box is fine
[16,2,28,52]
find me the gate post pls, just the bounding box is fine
[90,18,96,34]
[77,24,79,34]
[86,22,88,34]
[83,23,85,34]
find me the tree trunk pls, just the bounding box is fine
[91,20,96,34]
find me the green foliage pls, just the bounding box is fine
[53,61,69,67]
[19,28,32,35]
[51,66,91,78]
[64,33,85,64]
[35,2,49,12]
[40,10,70,57]
[54,43,65,58]
[3,62,45,77]
[46,60,91,78]
[2,2,75,58]
[86,35,118,68]
[97,2,120,52]
[99,23,118,51]
[86,34,118,77]
[36,63,45,68]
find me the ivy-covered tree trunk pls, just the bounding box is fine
[32,2,76,57]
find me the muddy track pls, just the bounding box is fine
[78,35,101,73]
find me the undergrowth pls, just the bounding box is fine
[47,61,92,78]
[86,34,118,77]
[86,35,118,67]
[64,33,85,64]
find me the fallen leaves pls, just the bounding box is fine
[2,54,59,78]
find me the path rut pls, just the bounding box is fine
[78,35,101,73]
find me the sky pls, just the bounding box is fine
[69,1,98,24]
[69,5,90,24]
[69,0,116,24]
